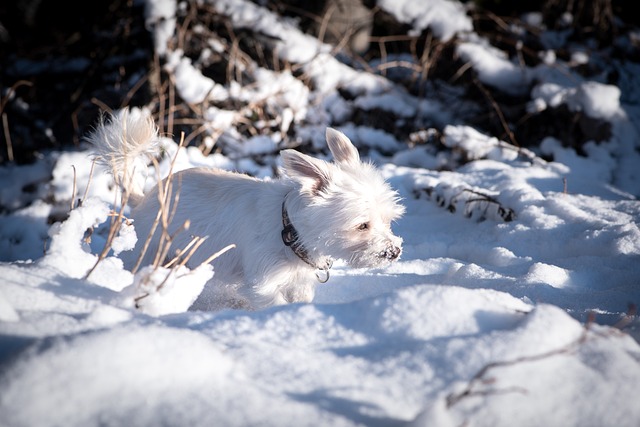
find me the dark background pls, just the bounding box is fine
[1,0,638,164]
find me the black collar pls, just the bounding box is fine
[281,199,332,282]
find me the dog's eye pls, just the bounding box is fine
[357,222,369,231]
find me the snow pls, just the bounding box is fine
[456,37,531,96]
[1,1,640,426]
[532,81,622,119]
[171,57,218,104]
[377,0,473,39]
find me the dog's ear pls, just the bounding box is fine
[326,128,360,166]
[281,149,332,195]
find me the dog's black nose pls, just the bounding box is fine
[384,245,401,260]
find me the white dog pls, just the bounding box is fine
[89,108,404,310]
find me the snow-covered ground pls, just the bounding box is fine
[1,0,640,426]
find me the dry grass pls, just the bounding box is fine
[79,125,234,304]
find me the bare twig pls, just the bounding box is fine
[90,98,113,114]
[81,159,97,206]
[447,326,589,408]
[1,80,34,162]
[134,242,235,307]
[199,243,235,267]
[132,132,186,273]
[70,165,78,210]
[84,182,130,280]
[121,73,150,108]
[473,77,519,147]
[2,113,12,162]
[0,80,33,115]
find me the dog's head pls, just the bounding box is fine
[281,128,405,269]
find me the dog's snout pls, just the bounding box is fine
[384,245,402,260]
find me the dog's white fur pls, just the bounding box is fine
[88,108,405,310]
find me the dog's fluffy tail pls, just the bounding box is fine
[87,108,160,207]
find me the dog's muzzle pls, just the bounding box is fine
[382,244,402,261]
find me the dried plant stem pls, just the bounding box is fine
[2,113,12,162]
[163,233,201,269]
[134,242,235,307]
[167,74,176,137]
[199,243,235,267]
[151,176,180,267]
[84,185,130,280]
[446,326,589,408]
[90,97,112,114]
[473,77,519,147]
[132,132,187,273]
[70,166,78,210]
[163,242,235,291]
[132,164,174,273]
[1,80,33,162]
[121,73,149,108]
[81,159,97,206]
